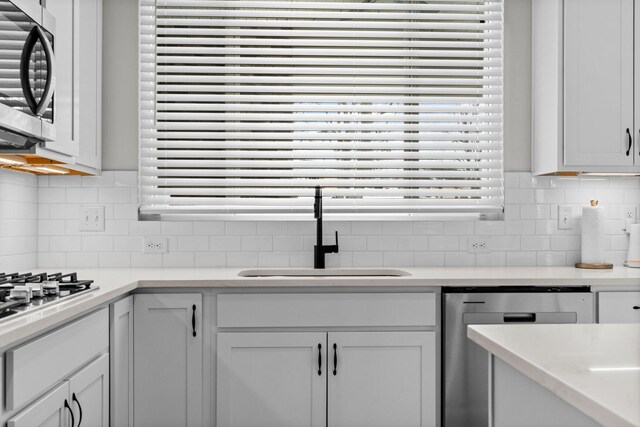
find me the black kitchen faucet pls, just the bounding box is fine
[313,186,339,269]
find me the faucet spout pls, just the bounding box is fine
[313,186,339,269]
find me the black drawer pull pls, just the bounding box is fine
[633,306,640,310]
[192,305,196,337]
[627,128,633,156]
[318,343,322,376]
[64,398,75,427]
[333,343,338,375]
[72,393,83,427]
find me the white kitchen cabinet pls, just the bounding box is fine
[216,292,438,427]
[598,291,640,323]
[216,331,436,427]
[38,0,102,173]
[7,383,70,427]
[8,356,109,427]
[533,0,640,174]
[327,332,436,427]
[217,332,327,427]
[110,296,133,427]
[134,294,203,427]
[563,0,634,167]
[68,354,109,427]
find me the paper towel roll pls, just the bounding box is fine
[581,203,606,264]
[627,223,640,267]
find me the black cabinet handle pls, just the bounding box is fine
[627,128,633,156]
[333,343,338,376]
[317,343,322,376]
[72,393,83,427]
[192,305,196,337]
[64,398,75,427]
[633,306,640,310]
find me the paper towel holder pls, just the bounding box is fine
[575,200,613,269]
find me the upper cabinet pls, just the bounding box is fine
[533,0,640,175]
[39,0,102,173]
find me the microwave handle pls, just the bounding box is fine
[20,25,56,117]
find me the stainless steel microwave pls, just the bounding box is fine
[0,0,55,150]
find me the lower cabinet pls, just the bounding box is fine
[110,296,134,427]
[7,383,70,427]
[8,353,109,427]
[217,332,327,427]
[598,291,640,323]
[328,332,436,427]
[133,293,203,427]
[217,331,436,427]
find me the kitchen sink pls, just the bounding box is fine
[238,268,411,277]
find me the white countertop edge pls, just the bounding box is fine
[467,326,637,427]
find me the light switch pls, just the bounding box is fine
[79,206,105,231]
[558,206,573,230]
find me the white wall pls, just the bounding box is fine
[101,0,533,172]
[0,170,38,271]
[37,171,637,268]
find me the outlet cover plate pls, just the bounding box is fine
[144,237,168,254]
[558,206,574,230]
[468,238,492,253]
[79,206,105,231]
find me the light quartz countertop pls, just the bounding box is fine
[468,323,640,427]
[0,266,639,349]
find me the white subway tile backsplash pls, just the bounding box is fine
[99,252,131,268]
[506,251,537,266]
[194,252,226,268]
[98,188,131,204]
[82,236,114,252]
[177,236,210,252]
[162,252,194,268]
[445,252,475,267]
[366,235,398,251]
[162,221,193,236]
[225,221,257,236]
[15,171,637,270]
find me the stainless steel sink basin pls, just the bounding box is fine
[238,268,411,277]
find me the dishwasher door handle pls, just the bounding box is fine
[503,313,536,323]
[463,312,577,325]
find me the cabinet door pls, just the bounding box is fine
[68,354,109,427]
[42,0,81,157]
[564,0,634,167]
[134,294,203,427]
[76,0,102,170]
[598,292,640,323]
[8,382,70,427]
[327,332,436,427]
[217,332,327,427]
[110,295,133,427]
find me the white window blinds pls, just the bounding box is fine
[139,0,504,219]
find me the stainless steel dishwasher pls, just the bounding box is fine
[442,286,594,427]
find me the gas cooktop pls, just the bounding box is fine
[0,272,98,321]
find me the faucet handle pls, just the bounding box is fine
[332,231,339,253]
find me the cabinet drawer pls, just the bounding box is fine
[6,308,108,411]
[598,292,640,323]
[217,293,436,328]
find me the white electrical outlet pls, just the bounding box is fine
[558,206,573,230]
[468,238,492,253]
[79,206,105,231]
[623,205,638,233]
[144,237,168,254]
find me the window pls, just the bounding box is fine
[139,0,504,219]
